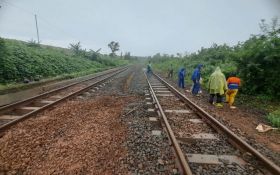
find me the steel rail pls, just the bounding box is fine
[0,68,127,133]
[153,73,280,175]
[0,66,126,115]
[145,73,193,175]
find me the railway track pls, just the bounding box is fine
[145,73,280,175]
[0,66,128,132]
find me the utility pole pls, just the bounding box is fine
[34,14,40,44]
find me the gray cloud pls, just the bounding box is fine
[0,0,279,56]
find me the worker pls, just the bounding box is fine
[226,72,241,109]
[208,67,228,107]
[147,61,152,77]
[191,64,203,96]
[178,67,186,89]
[168,64,174,78]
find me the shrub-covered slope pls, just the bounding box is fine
[0,38,128,84]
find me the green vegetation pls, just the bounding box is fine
[149,18,280,124]
[235,22,280,98]
[151,44,237,85]
[150,18,280,100]
[267,109,280,128]
[0,67,108,94]
[108,41,120,57]
[0,38,129,87]
[235,93,280,114]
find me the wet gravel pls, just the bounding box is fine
[75,65,178,174]
[0,67,136,174]
[159,96,187,110]
[121,101,177,174]
[148,75,267,174]
[180,136,237,155]
[0,96,132,174]
[189,162,264,175]
[157,72,280,167]
[1,66,276,174]
[168,117,214,137]
[111,66,177,174]
[46,70,119,100]
[0,72,119,128]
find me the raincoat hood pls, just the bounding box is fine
[211,67,222,75]
[197,64,203,70]
[191,65,202,81]
[178,68,186,78]
[215,66,221,71]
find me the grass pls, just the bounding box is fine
[267,110,280,128]
[0,38,131,94]
[0,67,113,94]
[0,38,130,84]
[235,94,279,112]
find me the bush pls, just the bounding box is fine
[0,39,129,84]
[27,39,40,47]
[0,38,8,82]
[267,109,280,128]
[236,22,280,98]
[150,18,280,100]
[150,44,237,84]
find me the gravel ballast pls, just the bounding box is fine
[0,96,134,174]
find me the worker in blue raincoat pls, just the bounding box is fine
[147,61,152,77]
[178,67,186,89]
[191,64,203,95]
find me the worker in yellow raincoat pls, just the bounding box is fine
[208,67,228,107]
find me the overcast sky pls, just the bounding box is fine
[0,0,280,56]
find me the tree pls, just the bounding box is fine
[86,49,101,61]
[69,42,84,55]
[176,53,182,58]
[27,39,40,47]
[108,41,120,57]
[0,37,7,82]
[0,37,6,57]
[236,18,280,98]
[124,52,131,60]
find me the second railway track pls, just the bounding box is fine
[0,66,128,132]
[145,72,280,175]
